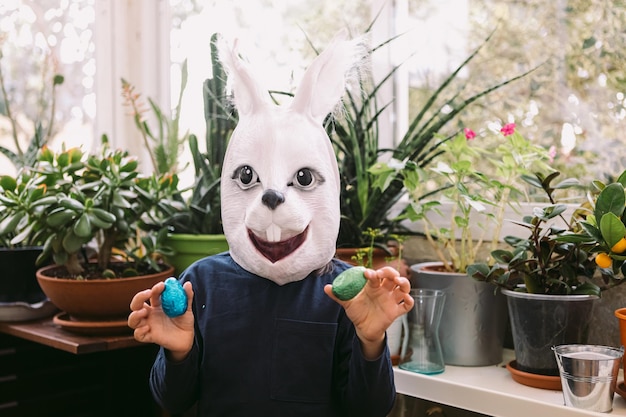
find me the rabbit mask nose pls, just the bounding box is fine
[261,189,285,210]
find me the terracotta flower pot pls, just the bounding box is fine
[36,264,174,321]
[615,308,626,350]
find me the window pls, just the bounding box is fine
[169,0,381,146]
[402,0,626,184]
[0,0,95,174]
[1,1,624,183]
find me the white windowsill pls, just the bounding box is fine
[393,349,626,417]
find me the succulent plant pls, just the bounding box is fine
[0,136,176,278]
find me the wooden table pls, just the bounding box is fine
[0,316,163,416]
[0,316,142,354]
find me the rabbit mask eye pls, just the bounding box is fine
[233,165,259,189]
[289,168,322,190]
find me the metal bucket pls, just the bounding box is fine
[552,344,624,413]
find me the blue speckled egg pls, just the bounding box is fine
[161,277,188,317]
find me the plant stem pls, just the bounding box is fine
[423,220,454,272]
[45,78,58,143]
[0,55,22,157]
[489,186,511,261]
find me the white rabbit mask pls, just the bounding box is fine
[219,31,364,285]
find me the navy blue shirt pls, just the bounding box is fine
[149,252,396,416]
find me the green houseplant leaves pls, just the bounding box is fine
[0,137,176,278]
[468,169,626,295]
[330,28,537,251]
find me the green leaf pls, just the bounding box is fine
[46,209,75,228]
[595,183,625,221]
[521,173,543,189]
[466,263,489,279]
[572,281,601,296]
[534,204,566,221]
[555,232,595,243]
[553,178,581,189]
[0,175,17,191]
[10,222,35,245]
[61,230,85,254]
[523,275,542,294]
[491,249,514,264]
[582,36,597,49]
[0,212,25,235]
[600,212,626,248]
[451,160,472,172]
[59,197,85,212]
[57,151,70,167]
[73,214,92,238]
[617,170,626,187]
[112,191,131,208]
[31,195,60,207]
[454,215,469,228]
[579,220,602,241]
[90,208,117,223]
[87,212,113,229]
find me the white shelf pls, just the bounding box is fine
[393,349,626,416]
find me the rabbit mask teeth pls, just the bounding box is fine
[248,226,308,263]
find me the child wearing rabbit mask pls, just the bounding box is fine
[128,30,413,417]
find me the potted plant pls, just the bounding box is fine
[330,29,535,269]
[394,123,552,272]
[571,169,626,282]
[0,137,176,324]
[374,123,552,366]
[560,169,626,352]
[467,170,626,382]
[137,34,233,276]
[0,173,58,320]
[122,55,195,177]
[0,45,65,320]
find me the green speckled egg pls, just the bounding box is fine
[332,266,367,301]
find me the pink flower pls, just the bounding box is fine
[500,123,516,136]
[548,145,557,163]
[464,128,476,140]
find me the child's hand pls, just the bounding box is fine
[324,266,413,359]
[128,280,195,362]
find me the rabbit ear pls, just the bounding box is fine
[219,38,272,116]
[290,29,367,123]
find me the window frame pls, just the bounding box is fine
[94,0,171,170]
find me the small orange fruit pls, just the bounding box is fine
[611,237,626,254]
[595,253,613,268]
